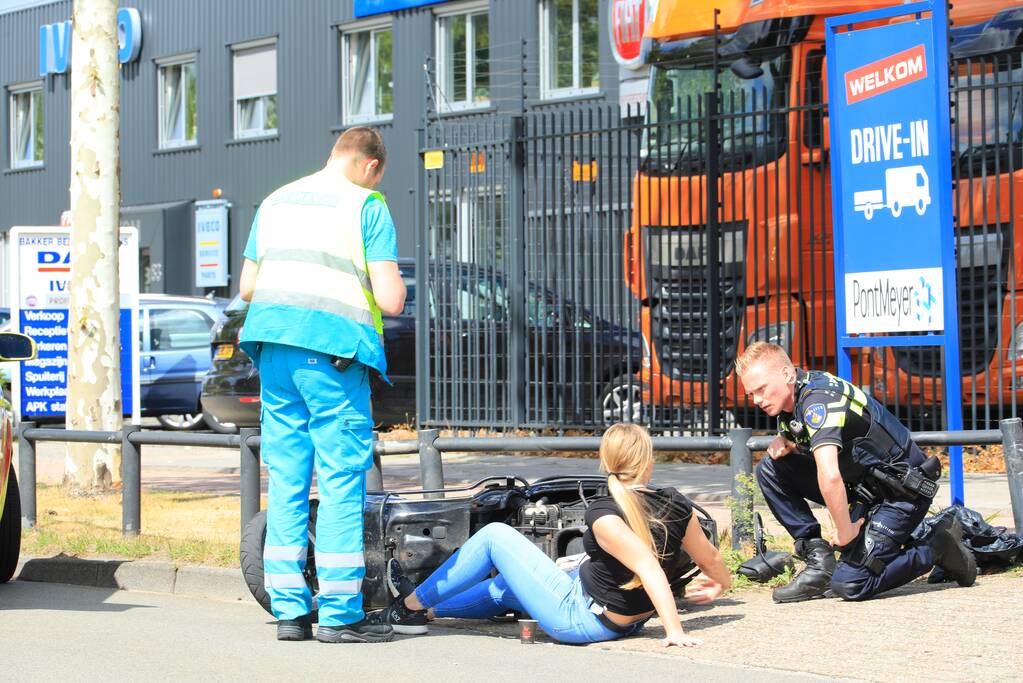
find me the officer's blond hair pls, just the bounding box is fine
[735,341,794,377]
[598,423,667,590]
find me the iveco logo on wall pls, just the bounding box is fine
[39,7,142,76]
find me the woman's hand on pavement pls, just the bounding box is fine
[684,577,725,604]
[663,629,703,648]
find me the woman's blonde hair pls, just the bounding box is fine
[598,423,665,590]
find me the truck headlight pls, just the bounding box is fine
[1010,322,1023,361]
[745,322,793,353]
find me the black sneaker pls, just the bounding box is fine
[316,618,394,643]
[369,597,429,635]
[386,558,417,599]
[277,614,313,641]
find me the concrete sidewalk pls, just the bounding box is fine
[11,554,1021,682]
[18,439,1020,531]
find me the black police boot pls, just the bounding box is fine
[927,518,977,587]
[772,538,836,603]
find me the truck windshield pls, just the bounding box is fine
[953,55,1023,174]
[643,53,789,174]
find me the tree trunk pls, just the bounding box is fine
[64,0,122,495]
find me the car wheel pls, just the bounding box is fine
[240,502,319,620]
[156,413,206,431]
[202,411,239,434]
[0,464,22,584]
[863,204,873,221]
[891,200,902,218]
[599,373,644,425]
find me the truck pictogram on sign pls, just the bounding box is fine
[853,165,931,220]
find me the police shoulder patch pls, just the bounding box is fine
[804,403,827,429]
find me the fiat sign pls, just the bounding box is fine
[609,0,648,68]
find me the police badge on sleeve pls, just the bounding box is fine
[804,403,827,430]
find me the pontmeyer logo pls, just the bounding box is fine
[845,44,927,105]
[913,275,938,325]
[845,268,943,333]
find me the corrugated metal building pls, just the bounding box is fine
[0,0,623,302]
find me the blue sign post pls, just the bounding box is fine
[826,1,964,503]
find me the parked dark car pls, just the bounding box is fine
[139,294,228,429]
[201,259,643,429]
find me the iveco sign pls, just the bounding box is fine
[39,7,142,76]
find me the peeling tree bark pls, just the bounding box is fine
[65,0,122,495]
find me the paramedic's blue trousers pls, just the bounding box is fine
[258,342,375,626]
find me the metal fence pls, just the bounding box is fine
[15,421,1023,549]
[416,42,1023,435]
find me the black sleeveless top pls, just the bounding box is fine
[580,487,694,615]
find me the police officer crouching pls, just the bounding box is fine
[735,342,976,602]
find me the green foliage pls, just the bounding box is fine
[726,471,767,544]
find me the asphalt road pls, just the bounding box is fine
[0,580,830,682]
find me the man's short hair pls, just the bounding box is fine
[331,126,387,166]
[734,341,793,376]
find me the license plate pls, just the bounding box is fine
[214,344,235,360]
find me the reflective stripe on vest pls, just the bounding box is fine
[252,173,384,335]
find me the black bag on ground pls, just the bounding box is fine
[912,505,1022,582]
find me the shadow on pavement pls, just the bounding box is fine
[0,579,153,613]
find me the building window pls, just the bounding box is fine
[541,0,599,98]
[232,40,277,138]
[435,4,489,111]
[9,84,43,168]
[157,56,197,148]
[342,24,393,123]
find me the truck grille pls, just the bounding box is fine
[645,222,746,380]
[893,226,1008,377]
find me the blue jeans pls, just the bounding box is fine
[414,522,645,644]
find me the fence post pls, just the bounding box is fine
[418,428,443,499]
[506,115,526,426]
[239,428,261,535]
[999,418,1023,534]
[729,427,754,549]
[704,90,722,434]
[121,424,142,537]
[414,125,430,430]
[17,420,36,529]
[367,433,383,492]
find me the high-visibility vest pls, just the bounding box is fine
[239,169,388,376]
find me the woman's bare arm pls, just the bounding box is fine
[591,515,701,647]
[679,514,731,603]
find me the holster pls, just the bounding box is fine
[837,512,885,576]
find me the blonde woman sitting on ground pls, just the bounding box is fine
[369,423,731,646]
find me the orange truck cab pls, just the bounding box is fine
[625,0,1023,430]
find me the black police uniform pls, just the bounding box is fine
[755,369,937,600]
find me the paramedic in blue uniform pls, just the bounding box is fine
[735,342,976,603]
[239,127,405,643]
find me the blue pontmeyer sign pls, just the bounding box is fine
[826,1,964,503]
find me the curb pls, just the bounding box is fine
[14,555,254,604]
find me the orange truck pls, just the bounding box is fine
[625,0,1023,431]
